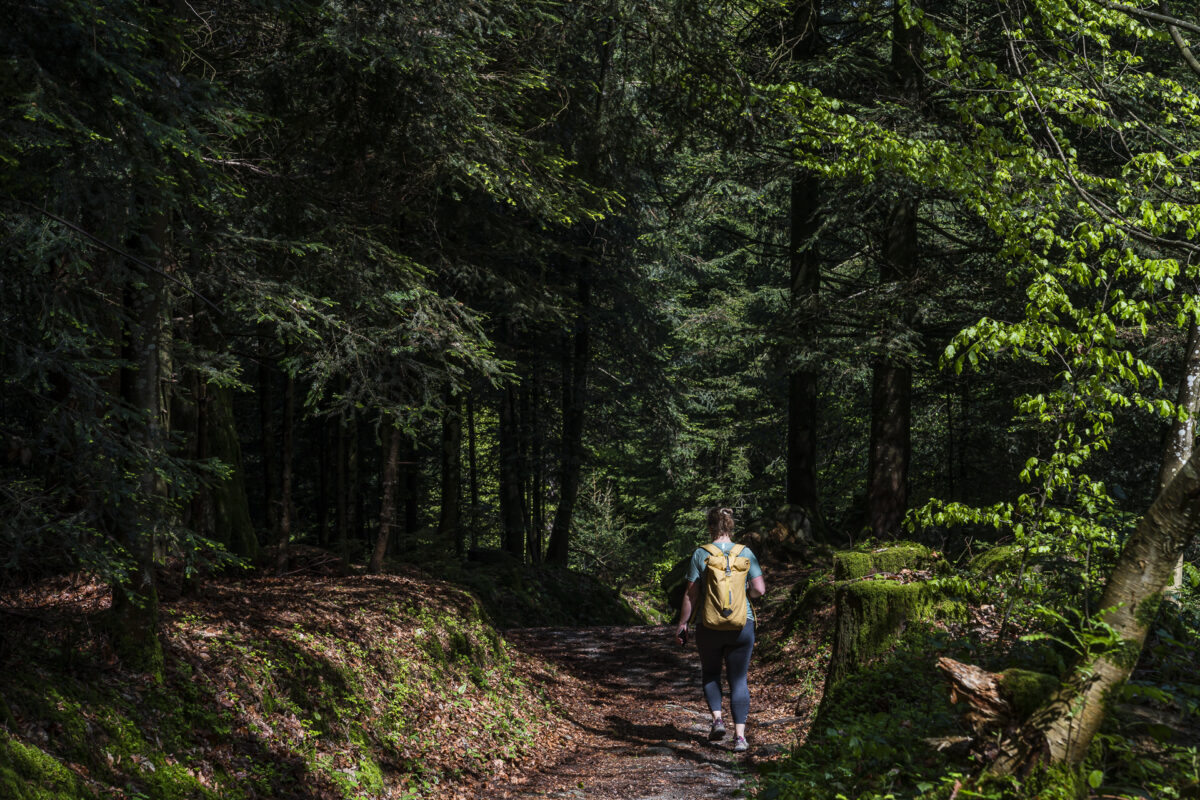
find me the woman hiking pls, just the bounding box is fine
[674,507,767,752]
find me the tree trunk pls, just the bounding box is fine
[867,198,917,539]
[317,417,330,548]
[275,371,295,574]
[110,209,168,677]
[348,412,361,546]
[521,381,540,562]
[786,176,821,518]
[786,0,822,526]
[499,381,526,559]
[190,372,211,553]
[438,395,464,557]
[532,383,546,564]
[336,415,349,559]
[546,278,591,565]
[403,436,419,535]
[208,384,257,559]
[1158,321,1200,588]
[467,392,480,550]
[867,6,922,540]
[368,419,402,573]
[258,339,279,537]
[992,443,1200,774]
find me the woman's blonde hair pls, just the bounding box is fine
[706,506,735,537]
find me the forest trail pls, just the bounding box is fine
[497,624,809,800]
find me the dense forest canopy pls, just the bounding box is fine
[4,0,1200,796]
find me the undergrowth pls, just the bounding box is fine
[756,547,1200,800]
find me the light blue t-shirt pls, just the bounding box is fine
[686,541,763,623]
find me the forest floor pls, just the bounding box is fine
[0,561,827,800]
[484,562,827,800]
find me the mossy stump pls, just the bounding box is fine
[827,578,932,686]
[826,543,954,687]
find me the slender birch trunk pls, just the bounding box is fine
[1157,322,1200,588]
[993,442,1200,773]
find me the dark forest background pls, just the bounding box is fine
[5,1,1200,794]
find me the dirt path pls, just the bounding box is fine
[495,624,810,800]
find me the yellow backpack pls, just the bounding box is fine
[699,543,750,630]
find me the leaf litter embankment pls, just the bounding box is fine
[0,570,579,799]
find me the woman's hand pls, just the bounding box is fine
[675,622,689,646]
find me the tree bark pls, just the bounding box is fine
[1158,321,1200,588]
[317,417,330,548]
[368,419,402,573]
[787,175,821,517]
[992,442,1200,774]
[786,0,822,526]
[207,384,257,559]
[499,381,526,559]
[336,415,349,559]
[403,435,419,535]
[467,392,480,550]
[868,361,912,538]
[532,377,546,563]
[868,198,917,539]
[348,412,361,545]
[867,4,922,539]
[258,339,279,536]
[546,279,591,565]
[110,209,168,676]
[438,395,464,557]
[275,371,295,574]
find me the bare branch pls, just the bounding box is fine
[1102,1,1200,37]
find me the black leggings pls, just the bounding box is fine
[695,620,755,725]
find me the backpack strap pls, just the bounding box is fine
[700,543,723,558]
[730,544,745,559]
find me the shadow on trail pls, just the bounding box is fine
[505,625,746,800]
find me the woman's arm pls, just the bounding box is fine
[748,575,766,599]
[675,581,700,641]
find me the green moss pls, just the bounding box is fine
[142,762,216,800]
[998,669,1059,718]
[1008,764,1089,800]
[932,597,969,623]
[0,733,82,800]
[1107,637,1146,671]
[832,551,876,581]
[969,544,1024,576]
[832,543,934,581]
[827,579,932,684]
